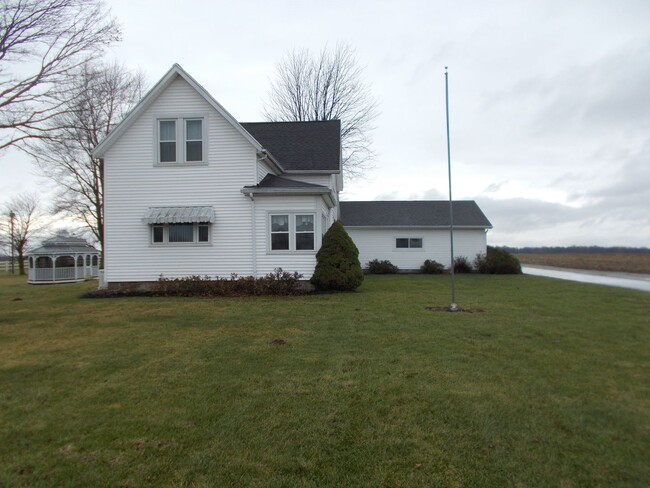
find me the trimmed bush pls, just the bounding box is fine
[474,246,522,274]
[420,259,446,274]
[154,269,305,297]
[311,221,364,291]
[367,259,399,274]
[453,256,473,273]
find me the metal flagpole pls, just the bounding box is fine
[445,67,458,311]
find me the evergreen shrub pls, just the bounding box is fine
[420,259,446,274]
[311,221,364,291]
[366,259,399,274]
[453,256,473,273]
[474,246,522,274]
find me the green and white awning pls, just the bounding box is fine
[143,206,215,224]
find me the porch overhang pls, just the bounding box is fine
[142,206,215,224]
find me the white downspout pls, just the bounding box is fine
[246,192,257,277]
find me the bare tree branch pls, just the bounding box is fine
[0,0,121,151]
[0,192,50,274]
[262,43,379,182]
[24,61,145,264]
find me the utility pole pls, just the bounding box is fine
[9,210,16,275]
[445,67,458,312]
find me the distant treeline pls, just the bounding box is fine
[499,246,650,254]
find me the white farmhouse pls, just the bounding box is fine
[93,64,491,288]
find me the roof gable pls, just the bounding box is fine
[241,121,341,173]
[92,64,262,158]
[339,201,493,228]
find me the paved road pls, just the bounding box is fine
[522,265,650,292]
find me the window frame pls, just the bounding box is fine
[268,212,317,253]
[150,222,212,245]
[158,119,177,163]
[184,118,203,162]
[154,114,208,166]
[395,237,424,250]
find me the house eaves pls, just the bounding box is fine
[92,64,265,159]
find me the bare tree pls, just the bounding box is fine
[24,61,145,263]
[263,44,379,181]
[0,192,49,274]
[0,0,121,151]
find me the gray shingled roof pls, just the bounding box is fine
[241,120,341,172]
[243,174,328,190]
[29,235,99,255]
[339,201,492,228]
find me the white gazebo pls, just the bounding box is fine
[27,235,100,284]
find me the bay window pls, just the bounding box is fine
[270,213,316,252]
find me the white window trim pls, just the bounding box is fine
[150,222,212,246]
[394,236,424,251]
[267,212,317,254]
[153,113,209,166]
[184,118,204,163]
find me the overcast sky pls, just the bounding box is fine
[1,0,648,247]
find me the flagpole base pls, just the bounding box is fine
[449,303,459,312]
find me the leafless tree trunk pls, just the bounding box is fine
[24,61,144,265]
[263,44,379,181]
[0,192,48,274]
[0,0,121,151]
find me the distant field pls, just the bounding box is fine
[515,252,650,274]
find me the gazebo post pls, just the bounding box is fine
[51,255,56,282]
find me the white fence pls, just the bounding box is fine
[0,260,28,273]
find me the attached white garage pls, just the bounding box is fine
[340,201,492,271]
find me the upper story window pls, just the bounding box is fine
[185,119,203,162]
[396,237,423,249]
[156,116,206,164]
[159,120,177,162]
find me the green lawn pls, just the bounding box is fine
[1,273,649,487]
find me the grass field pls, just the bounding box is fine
[515,252,650,274]
[1,273,649,487]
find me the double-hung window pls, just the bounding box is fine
[396,237,423,249]
[270,213,315,252]
[156,116,205,164]
[159,120,177,163]
[185,119,203,162]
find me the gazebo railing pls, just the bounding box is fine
[28,255,100,283]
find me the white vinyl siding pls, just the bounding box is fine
[257,158,275,183]
[347,228,488,270]
[103,76,258,282]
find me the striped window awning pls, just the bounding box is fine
[143,206,215,224]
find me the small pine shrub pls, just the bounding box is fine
[474,246,522,274]
[420,259,446,274]
[453,256,473,273]
[154,268,305,297]
[311,221,364,291]
[366,259,399,274]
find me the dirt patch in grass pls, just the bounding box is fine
[270,339,287,346]
[425,306,484,313]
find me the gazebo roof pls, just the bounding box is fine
[29,235,99,256]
